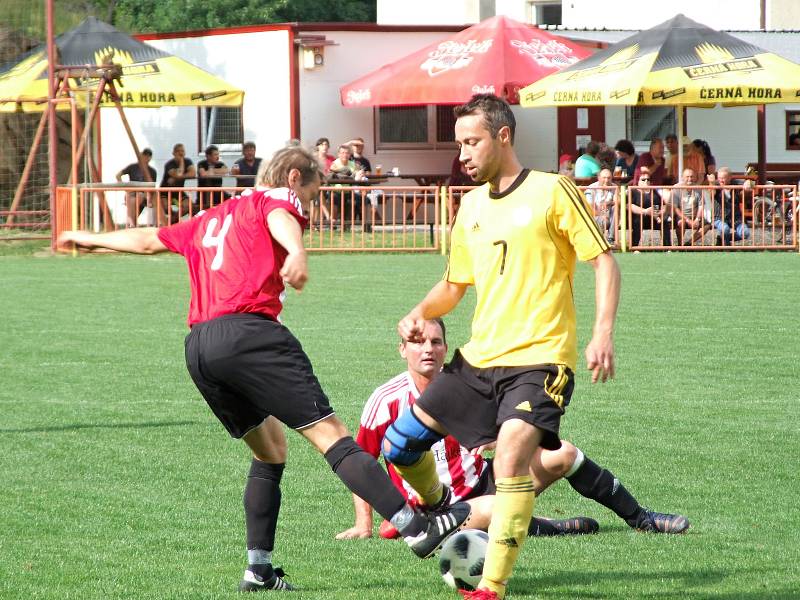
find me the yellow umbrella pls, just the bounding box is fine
[0,16,243,111]
[520,13,800,108]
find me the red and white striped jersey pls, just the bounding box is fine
[356,372,487,504]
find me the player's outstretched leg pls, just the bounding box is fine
[404,500,472,559]
[528,516,599,536]
[565,452,690,534]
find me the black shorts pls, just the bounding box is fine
[184,313,334,438]
[416,350,573,451]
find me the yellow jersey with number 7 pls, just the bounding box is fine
[445,170,609,370]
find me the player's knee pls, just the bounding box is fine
[381,410,442,466]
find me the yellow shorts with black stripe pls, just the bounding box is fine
[415,350,574,451]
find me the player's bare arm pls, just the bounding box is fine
[585,250,620,383]
[398,280,468,342]
[335,494,374,540]
[267,208,308,291]
[57,228,168,255]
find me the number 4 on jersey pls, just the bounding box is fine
[202,214,233,271]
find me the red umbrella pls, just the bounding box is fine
[340,15,593,107]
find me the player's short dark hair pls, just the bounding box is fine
[205,145,219,156]
[614,139,635,156]
[401,318,447,345]
[259,144,322,187]
[243,141,256,150]
[454,93,516,144]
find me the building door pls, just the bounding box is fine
[557,107,605,160]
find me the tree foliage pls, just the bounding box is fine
[113,0,376,33]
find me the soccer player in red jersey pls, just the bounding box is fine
[58,144,471,592]
[336,319,685,543]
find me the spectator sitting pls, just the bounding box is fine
[329,144,364,225]
[197,145,229,208]
[708,167,751,245]
[115,148,160,228]
[596,143,616,172]
[348,136,382,231]
[230,141,262,189]
[160,142,196,222]
[585,168,618,244]
[664,168,712,245]
[613,139,638,178]
[574,140,602,179]
[633,137,666,186]
[557,153,575,179]
[628,167,672,248]
[693,139,716,178]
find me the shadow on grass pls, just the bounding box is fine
[0,420,203,434]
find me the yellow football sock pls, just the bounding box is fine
[479,475,536,598]
[392,450,443,506]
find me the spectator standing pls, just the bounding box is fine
[574,140,602,178]
[613,139,638,178]
[231,141,262,188]
[197,145,229,208]
[115,148,160,227]
[329,144,364,224]
[664,133,679,182]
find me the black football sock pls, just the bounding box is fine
[244,459,284,553]
[324,437,418,528]
[565,457,641,523]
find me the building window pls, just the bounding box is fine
[200,107,243,152]
[376,105,456,149]
[527,1,562,26]
[627,106,676,148]
[786,111,800,150]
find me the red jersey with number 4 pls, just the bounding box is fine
[157,188,307,326]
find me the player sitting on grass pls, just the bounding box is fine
[336,318,689,542]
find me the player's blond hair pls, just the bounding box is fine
[257,144,322,188]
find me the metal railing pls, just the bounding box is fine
[43,182,800,254]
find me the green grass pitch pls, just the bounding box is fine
[1,247,799,599]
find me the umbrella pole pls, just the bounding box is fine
[677,107,685,178]
[757,105,766,185]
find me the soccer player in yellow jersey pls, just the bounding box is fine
[381,94,621,600]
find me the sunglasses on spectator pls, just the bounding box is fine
[639,176,650,181]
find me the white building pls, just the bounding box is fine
[99,0,800,185]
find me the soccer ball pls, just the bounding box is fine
[439,529,488,591]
